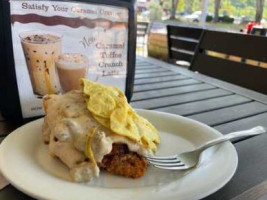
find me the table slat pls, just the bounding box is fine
[131,89,231,109]
[135,58,148,63]
[134,66,160,70]
[135,71,178,79]
[134,79,200,92]
[189,102,267,126]
[0,185,34,200]
[214,112,267,134]
[231,181,267,200]
[143,56,267,105]
[135,64,155,68]
[135,61,147,64]
[203,133,267,200]
[156,95,252,116]
[132,84,216,101]
[135,68,167,74]
[134,74,189,85]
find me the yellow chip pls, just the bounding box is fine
[141,135,157,151]
[132,113,159,150]
[85,127,98,166]
[92,114,110,128]
[81,79,160,152]
[88,91,116,118]
[134,115,160,144]
[81,78,128,118]
[81,79,105,94]
[110,107,140,141]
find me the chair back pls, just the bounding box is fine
[191,30,267,94]
[251,27,267,36]
[167,25,203,66]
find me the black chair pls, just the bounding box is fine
[190,30,267,94]
[251,27,267,36]
[167,25,203,68]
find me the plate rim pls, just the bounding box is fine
[0,109,238,200]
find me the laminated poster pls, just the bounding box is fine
[10,0,129,118]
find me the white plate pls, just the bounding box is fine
[0,110,238,200]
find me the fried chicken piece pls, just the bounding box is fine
[100,144,148,178]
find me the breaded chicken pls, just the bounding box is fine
[100,144,148,178]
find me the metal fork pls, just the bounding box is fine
[145,126,266,170]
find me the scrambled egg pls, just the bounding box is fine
[81,79,160,154]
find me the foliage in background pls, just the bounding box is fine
[148,1,163,21]
[162,0,172,10]
[139,0,267,29]
[214,0,221,22]
[256,0,265,22]
[175,0,267,20]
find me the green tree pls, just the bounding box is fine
[192,0,202,12]
[148,2,163,21]
[163,0,172,10]
[255,0,265,22]
[264,1,267,18]
[185,0,194,13]
[214,0,221,22]
[170,0,179,19]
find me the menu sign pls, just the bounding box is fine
[9,0,130,118]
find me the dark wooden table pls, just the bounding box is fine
[1,56,267,200]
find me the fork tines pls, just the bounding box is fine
[144,155,178,160]
[144,155,187,170]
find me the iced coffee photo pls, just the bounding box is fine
[55,53,89,93]
[20,31,62,97]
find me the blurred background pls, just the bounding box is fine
[136,0,267,57]
[137,0,267,31]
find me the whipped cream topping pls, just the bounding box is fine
[22,34,61,44]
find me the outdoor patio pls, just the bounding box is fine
[0,0,267,200]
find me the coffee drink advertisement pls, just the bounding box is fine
[9,0,131,119]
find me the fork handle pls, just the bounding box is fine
[197,126,266,152]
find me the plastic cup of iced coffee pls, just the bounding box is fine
[55,53,89,93]
[19,31,62,97]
